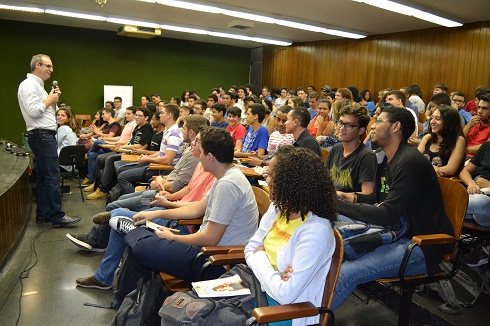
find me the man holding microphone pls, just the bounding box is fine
[18,54,80,227]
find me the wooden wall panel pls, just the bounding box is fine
[262,21,490,104]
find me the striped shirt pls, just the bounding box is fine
[159,124,184,165]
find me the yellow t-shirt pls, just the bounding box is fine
[263,213,309,271]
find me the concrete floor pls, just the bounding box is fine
[0,179,488,325]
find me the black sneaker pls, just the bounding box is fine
[66,233,106,252]
[463,246,489,268]
[52,215,81,228]
[109,216,136,234]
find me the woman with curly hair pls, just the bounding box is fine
[245,145,338,326]
[418,104,466,177]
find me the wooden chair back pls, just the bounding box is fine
[418,112,427,123]
[75,114,91,128]
[320,228,343,325]
[438,177,468,258]
[252,186,271,220]
[321,149,329,162]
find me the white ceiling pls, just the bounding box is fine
[0,0,489,48]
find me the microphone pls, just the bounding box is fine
[52,80,58,94]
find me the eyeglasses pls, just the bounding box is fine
[337,120,359,130]
[134,114,144,117]
[452,99,464,103]
[40,63,53,69]
[374,119,395,125]
[193,138,201,145]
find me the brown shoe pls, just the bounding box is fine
[83,183,95,192]
[75,276,112,290]
[93,211,111,225]
[86,188,108,200]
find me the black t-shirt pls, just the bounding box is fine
[470,141,490,180]
[148,130,163,151]
[128,123,153,146]
[326,142,376,193]
[293,129,322,157]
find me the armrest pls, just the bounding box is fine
[412,234,456,246]
[208,252,245,266]
[252,302,318,323]
[149,163,173,171]
[178,218,203,226]
[121,154,139,162]
[99,144,115,149]
[116,149,133,154]
[201,245,245,256]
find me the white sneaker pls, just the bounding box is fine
[109,216,136,234]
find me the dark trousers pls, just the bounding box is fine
[97,152,121,193]
[28,133,64,222]
[118,227,224,301]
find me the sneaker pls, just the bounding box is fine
[81,178,93,186]
[109,216,136,234]
[52,215,81,228]
[93,211,111,225]
[76,276,112,290]
[463,246,489,268]
[66,233,93,251]
[86,188,108,200]
[83,183,95,192]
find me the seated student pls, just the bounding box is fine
[331,106,454,311]
[260,99,276,136]
[235,103,269,158]
[82,108,121,185]
[418,105,466,177]
[326,105,376,203]
[364,102,390,151]
[285,107,322,157]
[129,111,165,156]
[176,105,191,129]
[211,103,228,129]
[86,106,139,186]
[451,91,471,125]
[67,117,204,252]
[308,98,334,137]
[418,93,452,141]
[460,141,490,227]
[204,94,218,124]
[56,106,77,172]
[78,109,106,141]
[465,87,490,116]
[248,105,294,166]
[226,106,247,152]
[71,129,213,264]
[193,99,210,125]
[240,146,338,326]
[464,93,490,157]
[85,107,154,200]
[78,128,258,301]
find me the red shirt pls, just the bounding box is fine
[465,100,478,116]
[226,123,246,145]
[467,123,490,156]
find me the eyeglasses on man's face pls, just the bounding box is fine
[337,120,359,131]
[39,63,53,69]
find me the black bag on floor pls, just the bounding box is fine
[111,272,170,326]
[158,264,268,326]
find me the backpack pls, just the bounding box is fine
[427,261,486,312]
[111,272,170,326]
[158,264,268,326]
[335,214,409,260]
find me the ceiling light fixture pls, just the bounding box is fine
[0,4,43,13]
[352,0,462,28]
[138,0,366,39]
[46,9,106,21]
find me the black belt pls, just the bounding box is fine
[28,129,56,135]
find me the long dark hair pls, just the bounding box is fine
[270,146,338,225]
[429,105,465,159]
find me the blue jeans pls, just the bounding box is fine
[330,238,427,311]
[93,207,189,286]
[28,133,64,222]
[87,139,110,181]
[466,194,490,226]
[106,190,157,211]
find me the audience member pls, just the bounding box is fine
[211,103,228,129]
[235,103,269,157]
[451,91,471,125]
[307,91,320,119]
[327,105,375,203]
[260,99,275,136]
[56,106,78,172]
[418,105,466,177]
[285,107,322,157]
[464,93,490,157]
[308,98,334,137]
[331,106,454,310]
[113,97,126,124]
[360,89,375,115]
[226,106,246,152]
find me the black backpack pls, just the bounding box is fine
[111,272,170,326]
[158,264,268,326]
